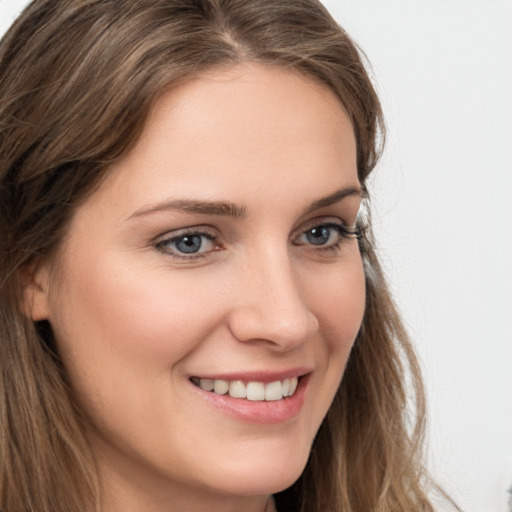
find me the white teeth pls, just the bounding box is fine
[228,380,246,399]
[194,376,301,401]
[289,377,298,396]
[281,378,290,396]
[213,379,229,395]
[199,378,214,391]
[246,382,265,401]
[265,380,282,401]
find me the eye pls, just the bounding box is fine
[293,221,361,250]
[303,225,338,246]
[155,229,220,258]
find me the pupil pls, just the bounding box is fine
[176,235,202,253]
[306,227,330,245]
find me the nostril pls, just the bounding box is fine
[227,302,318,350]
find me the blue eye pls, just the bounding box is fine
[304,226,333,245]
[173,234,203,254]
[295,222,361,250]
[156,230,219,258]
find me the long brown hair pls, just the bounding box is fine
[0,1,452,511]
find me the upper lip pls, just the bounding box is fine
[188,367,312,383]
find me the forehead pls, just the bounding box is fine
[144,63,354,154]
[80,63,358,219]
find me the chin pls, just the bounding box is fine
[203,443,310,497]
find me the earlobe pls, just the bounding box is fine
[20,264,52,321]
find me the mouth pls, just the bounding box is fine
[188,370,311,423]
[190,376,299,402]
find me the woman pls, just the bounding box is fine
[0,1,454,511]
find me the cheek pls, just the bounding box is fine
[297,253,365,439]
[51,258,222,368]
[313,255,366,354]
[46,257,227,439]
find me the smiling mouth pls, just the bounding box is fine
[190,376,299,401]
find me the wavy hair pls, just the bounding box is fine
[0,1,454,511]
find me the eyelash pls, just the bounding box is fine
[155,228,220,260]
[292,222,362,254]
[154,221,362,260]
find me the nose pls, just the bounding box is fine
[226,249,319,351]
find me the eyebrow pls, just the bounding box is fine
[302,186,363,215]
[128,186,362,221]
[129,199,247,220]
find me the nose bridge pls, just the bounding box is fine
[228,243,319,349]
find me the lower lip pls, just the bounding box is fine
[190,375,310,424]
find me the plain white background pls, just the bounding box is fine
[1,1,511,511]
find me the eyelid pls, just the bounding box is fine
[293,216,353,238]
[291,217,362,253]
[154,225,222,259]
[153,224,218,243]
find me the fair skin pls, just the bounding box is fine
[29,64,365,512]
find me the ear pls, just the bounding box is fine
[20,263,52,321]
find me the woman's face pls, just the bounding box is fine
[32,64,365,510]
